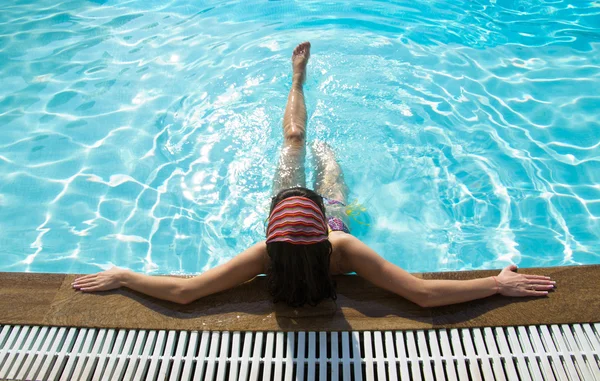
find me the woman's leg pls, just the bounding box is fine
[312,141,348,203]
[272,42,311,195]
[312,140,350,224]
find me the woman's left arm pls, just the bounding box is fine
[340,235,555,308]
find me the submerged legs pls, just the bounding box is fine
[272,42,349,213]
[272,42,311,195]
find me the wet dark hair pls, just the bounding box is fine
[265,187,337,307]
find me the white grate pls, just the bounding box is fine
[0,323,598,380]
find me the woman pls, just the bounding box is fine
[73,42,555,307]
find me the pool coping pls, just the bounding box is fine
[1,265,598,331]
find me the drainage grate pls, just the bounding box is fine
[0,324,598,380]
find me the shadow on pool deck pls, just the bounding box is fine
[0,265,598,331]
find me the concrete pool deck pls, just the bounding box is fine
[1,265,598,331]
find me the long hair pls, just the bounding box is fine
[266,187,337,307]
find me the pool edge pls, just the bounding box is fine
[1,265,598,331]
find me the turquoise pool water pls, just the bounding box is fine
[1,0,599,275]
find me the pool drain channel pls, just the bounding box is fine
[0,323,598,380]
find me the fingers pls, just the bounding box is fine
[521,281,554,295]
[74,269,115,283]
[73,280,97,289]
[529,284,554,290]
[72,273,120,292]
[73,281,103,292]
[72,280,94,288]
[73,284,97,291]
[80,284,103,292]
[72,275,97,286]
[520,274,555,290]
[73,274,96,283]
[524,277,555,289]
[524,275,552,281]
[72,275,102,291]
[524,290,549,297]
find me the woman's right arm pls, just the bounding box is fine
[73,241,268,304]
[340,235,555,308]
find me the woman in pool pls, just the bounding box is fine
[73,42,555,307]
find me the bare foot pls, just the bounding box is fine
[292,41,311,83]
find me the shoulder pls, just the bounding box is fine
[330,232,388,274]
[329,231,359,253]
[230,241,269,275]
[329,232,360,274]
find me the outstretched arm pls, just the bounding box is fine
[341,235,555,308]
[72,241,267,304]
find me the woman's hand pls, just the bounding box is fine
[72,267,129,292]
[495,264,555,297]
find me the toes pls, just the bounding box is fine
[300,41,311,54]
[293,42,311,57]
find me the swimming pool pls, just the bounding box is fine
[1,0,599,275]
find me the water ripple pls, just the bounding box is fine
[1,0,599,274]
